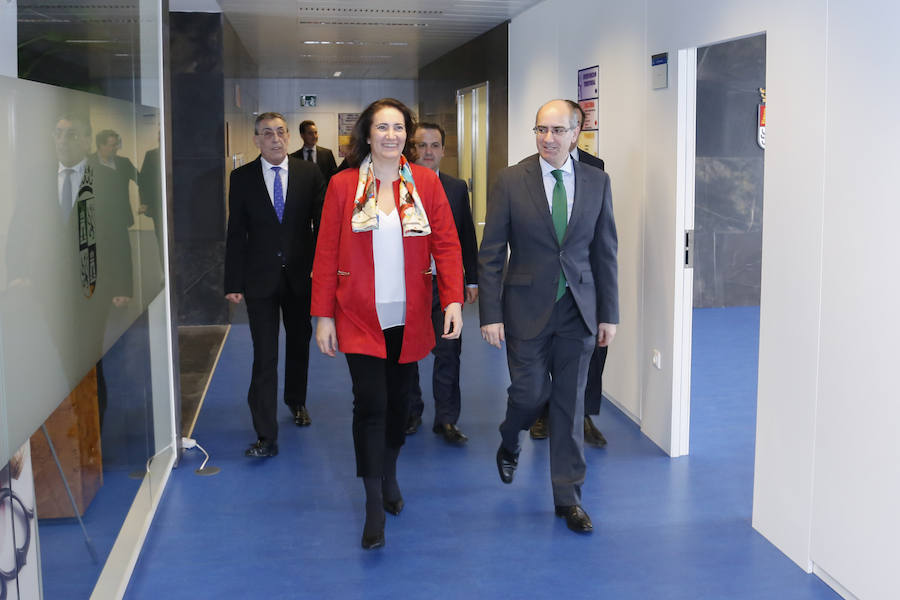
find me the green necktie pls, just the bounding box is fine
[551,169,567,300]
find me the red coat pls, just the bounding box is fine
[311,163,464,363]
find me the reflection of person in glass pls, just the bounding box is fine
[91,129,137,230]
[6,113,133,425]
[138,141,164,269]
[311,98,464,550]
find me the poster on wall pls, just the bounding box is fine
[578,99,599,131]
[577,66,599,101]
[577,130,599,156]
[337,113,360,158]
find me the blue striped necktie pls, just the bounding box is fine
[272,166,284,222]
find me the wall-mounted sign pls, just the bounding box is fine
[338,112,360,157]
[299,94,317,108]
[651,52,668,89]
[578,99,598,131]
[578,66,599,101]
[577,130,598,156]
[757,87,766,150]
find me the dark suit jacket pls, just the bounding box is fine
[290,145,338,184]
[224,156,325,299]
[479,155,618,340]
[438,172,478,286]
[577,148,605,171]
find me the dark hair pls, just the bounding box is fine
[414,122,446,146]
[298,120,316,134]
[565,100,585,129]
[95,129,119,148]
[346,98,416,168]
[57,113,92,139]
[254,112,287,134]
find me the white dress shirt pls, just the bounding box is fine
[539,155,574,224]
[58,159,86,216]
[260,155,289,208]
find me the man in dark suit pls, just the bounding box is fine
[529,100,610,448]
[404,123,479,444]
[225,112,325,458]
[91,129,138,227]
[289,120,338,185]
[479,100,618,533]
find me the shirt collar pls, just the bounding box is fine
[59,158,87,175]
[261,155,289,171]
[539,155,573,177]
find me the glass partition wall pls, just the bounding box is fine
[0,2,176,598]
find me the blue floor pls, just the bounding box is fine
[125,305,838,599]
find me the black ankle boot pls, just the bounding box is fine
[381,447,403,515]
[362,477,385,549]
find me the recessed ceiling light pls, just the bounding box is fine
[333,71,342,77]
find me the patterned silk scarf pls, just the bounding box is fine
[351,154,431,236]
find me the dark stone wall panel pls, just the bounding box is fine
[693,34,766,308]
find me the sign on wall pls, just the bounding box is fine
[577,66,600,157]
[337,112,359,158]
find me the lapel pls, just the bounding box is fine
[281,158,303,225]
[255,157,286,225]
[522,157,560,244]
[565,160,589,245]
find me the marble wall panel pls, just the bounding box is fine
[693,34,766,308]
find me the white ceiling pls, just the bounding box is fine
[207,0,545,79]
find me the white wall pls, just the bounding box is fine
[510,1,898,597]
[810,1,900,597]
[257,78,417,157]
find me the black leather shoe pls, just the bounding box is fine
[529,416,548,440]
[433,423,468,445]
[405,414,422,435]
[293,406,311,427]
[584,416,607,448]
[245,440,278,458]
[555,505,593,533]
[383,496,404,516]
[496,445,518,484]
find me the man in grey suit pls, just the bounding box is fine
[529,100,610,448]
[479,100,618,533]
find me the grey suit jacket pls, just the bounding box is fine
[478,155,618,340]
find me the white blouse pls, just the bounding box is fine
[372,207,406,329]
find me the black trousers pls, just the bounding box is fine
[244,271,311,443]
[501,290,594,507]
[345,326,416,478]
[409,278,463,426]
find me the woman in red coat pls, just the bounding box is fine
[311,98,463,549]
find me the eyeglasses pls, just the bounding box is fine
[533,126,573,136]
[257,128,288,140]
[53,129,83,142]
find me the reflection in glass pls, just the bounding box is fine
[0,0,171,595]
